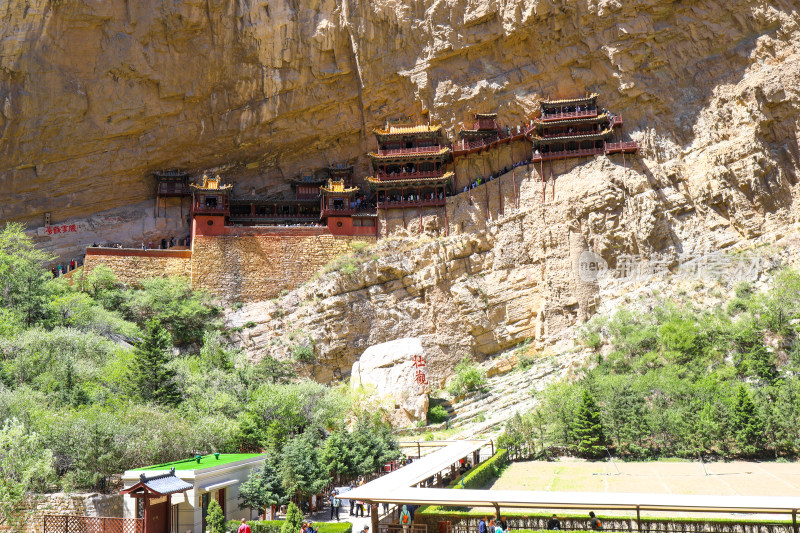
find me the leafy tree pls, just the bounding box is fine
[0,418,55,528]
[320,430,353,481]
[279,429,330,498]
[0,223,53,326]
[123,277,219,345]
[252,355,297,384]
[206,499,226,533]
[571,390,607,458]
[745,344,778,384]
[281,502,304,533]
[447,356,487,396]
[239,458,287,513]
[732,385,764,456]
[129,319,181,406]
[348,417,400,476]
[761,269,800,334]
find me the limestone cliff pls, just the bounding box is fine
[3,0,798,257]
[3,0,800,383]
[228,28,800,383]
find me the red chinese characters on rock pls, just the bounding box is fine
[412,355,428,385]
[45,224,78,236]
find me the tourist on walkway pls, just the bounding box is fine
[478,517,488,533]
[547,515,561,530]
[349,485,356,515]
[238,518,252,533]
[589,512,603,531]
[399,505,412,533]
[330,491,340,521]
[359,525,370,533]
[499,517,508,532]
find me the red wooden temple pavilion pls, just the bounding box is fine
[366,121,453,233]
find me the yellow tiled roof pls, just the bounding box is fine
[374,124,442,136]
[367,147,451,160]
[190,174,233,191]
[543,92,599,105]
[320,179,359,194]
[365,171,454,186]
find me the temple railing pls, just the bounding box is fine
[611,114,624,127]
[377,145,443,156]
[378,199,446,208]
[452,128,522,154]
[605,141,639,152]
[229,213,319,220]
[531,147,605,162]
[376,170,444,180]
[321,207,356,217]
[537,128,605,139]
[538,109,598,122]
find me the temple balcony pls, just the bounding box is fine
[376,170,444,180]
[539,109,598,122]
[531,141,638,162]
[376,145,443,156]
[377,198,446,209]
[605,141,639,154]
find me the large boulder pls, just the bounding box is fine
[351,338,430,427]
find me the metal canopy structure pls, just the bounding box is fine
[344,442,800,520]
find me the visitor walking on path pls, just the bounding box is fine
[589,512,603,531]
[238,518,252,533]
[330,491,340,521]
[479,517,488,533]
[547,515,561,530]
[399,505,412,533]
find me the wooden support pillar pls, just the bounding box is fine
[636,506,642,533]
[402,188,406,229]
[417,442,421,459]
[493,503,501,521]
[512,168,518,209]
[498,175,503,216]
[371,503,379,533]
[490,440,495,456]
[485,179,490,220]
[793,510,798,533]
[443,204,449,237]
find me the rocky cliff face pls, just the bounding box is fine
[227,14,800,383]
[3,0,797,229]
[3,0,800,385]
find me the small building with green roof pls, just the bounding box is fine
[121,453,265,533]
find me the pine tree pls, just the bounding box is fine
[281,502,304,533]
[205,499,226,533]
[129,319,181,406]
[732,385,765,456]
[239,458,286,513]
[571,389,607,458]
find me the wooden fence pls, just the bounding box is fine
[43,515,143,533]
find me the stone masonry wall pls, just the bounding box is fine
[191,234,376,303]
[23,493,123,533]
[82,249,192,285]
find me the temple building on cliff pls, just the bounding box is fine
[154,169,192,218]
[320,162,377,235]
[190,174,233,235]
[226,170,321,226]
[366,121,453,233]
[526,93,638,162]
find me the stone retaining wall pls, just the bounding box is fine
[82,248,192,284]
[23,492,123,533]
[191,233,375,302]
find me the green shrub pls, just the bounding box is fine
[446,357,487,397]
[206,499,226,533]
[227,521,353,533]
[291,344,315,363]
[281,503,303,533]
[427,404,449,424]
[349,241,371,252]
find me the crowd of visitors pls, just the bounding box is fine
[51,258,83,278]
[462,158,532,193]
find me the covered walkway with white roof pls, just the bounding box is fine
[344,442,800,533]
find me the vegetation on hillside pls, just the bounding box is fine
[0,224,398,527]
[500,271,800,460]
